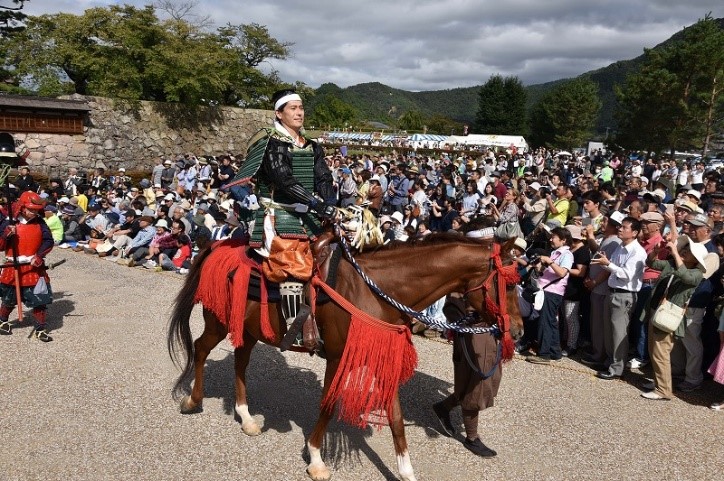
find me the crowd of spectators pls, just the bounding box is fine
[12,146,724,409]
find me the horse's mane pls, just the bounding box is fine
[362,232,493,254]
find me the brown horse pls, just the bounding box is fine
[167,233,523,481]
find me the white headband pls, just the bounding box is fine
[465,228,495,239]
[274,93,302,111]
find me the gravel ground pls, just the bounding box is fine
[1,250,723,481]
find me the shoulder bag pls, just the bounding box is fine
[651,276,687,333]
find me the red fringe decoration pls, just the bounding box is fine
[312,277,418,429]
[483,243,521,361]
[194,241,275,347]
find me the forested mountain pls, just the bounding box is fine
[307,18,723,135]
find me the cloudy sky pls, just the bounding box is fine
[22,0,724,92]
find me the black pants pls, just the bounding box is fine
[538,291,564,359]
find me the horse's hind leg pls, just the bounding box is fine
[388,390,417,481]
[180,309,227,413]
[305,359,339,481]
[234,331,261,436]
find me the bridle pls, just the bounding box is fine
[461,242,520,360]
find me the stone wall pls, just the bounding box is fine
[12,95,273,177]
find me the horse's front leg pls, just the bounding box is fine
[181,309,227,413]
[234,331,261,436]
[388,390,417,481]
[305,359,339,481]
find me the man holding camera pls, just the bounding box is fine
[590,217,647,380]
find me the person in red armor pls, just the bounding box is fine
[0,191,55,342]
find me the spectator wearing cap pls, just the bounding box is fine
[43,205,64,244]
[526,227,574,364]
[79,204,109,243]
[672,212,721,392]
[366,175,384,215]
[590,217,647,380]
[627,211,667,370]
[520,182,547,236]
[561,225,590,356]
[387,164,412,214]
[161,159,176,189]
[98,209,141,259]
[209,210,231,241]
[337,167,357,208]
[119,216,156,266]
[195,202,216,230]
[686,189,702,205]
[489,171,507,203]
[59,205,83,245]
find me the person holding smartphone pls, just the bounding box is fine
[590,217,647,379]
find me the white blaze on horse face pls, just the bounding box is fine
[396,451,417,481]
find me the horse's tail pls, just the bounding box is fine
[167,245,214,400]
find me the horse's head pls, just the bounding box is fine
[461,238,524,347]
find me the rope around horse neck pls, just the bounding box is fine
[334,227,499,335]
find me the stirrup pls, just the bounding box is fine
[33,328,53,343]
[0,320,11,335]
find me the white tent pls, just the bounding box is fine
[445,134,528,150]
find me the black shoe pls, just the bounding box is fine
[432,402,456,437]
[463,438,497,457]
[596,371,620,380]
[0,320,11,335]
[34,328,53,342]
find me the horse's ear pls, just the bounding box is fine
[499,237,518,258]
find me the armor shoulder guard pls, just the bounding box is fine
[231,128,274,186]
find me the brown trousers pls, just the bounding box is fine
[648,321,675,399]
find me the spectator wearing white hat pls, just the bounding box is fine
[519,182,547,236]
[640,235,707,400]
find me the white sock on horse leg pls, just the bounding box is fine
[235,403,259,433]
[396,451,417,481]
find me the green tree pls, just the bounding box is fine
[615,15,724,155]
[398,110,424,131]
[529,78,601,149]
[307,95,358,130]
[474,75,527,134]
[0,0,28,93]
[2,5,292,107]
[424,114,463,135]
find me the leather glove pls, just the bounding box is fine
[318,203,337,220]
[30,256,44,268]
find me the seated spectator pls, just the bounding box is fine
[60,205,83,245]
[43,205,64,245]
[141,219,177,267]
[118,216,156,266]
[157,234,192,273]
[98,209,141,259]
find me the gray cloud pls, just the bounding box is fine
[23,0,724,91]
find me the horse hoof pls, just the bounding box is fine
[179,396,203,414]
[307,463,331,481]
[241,421,262,436]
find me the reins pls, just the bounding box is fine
[333,225,502,336]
